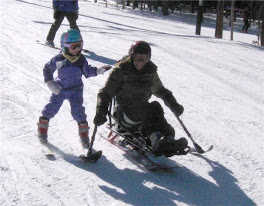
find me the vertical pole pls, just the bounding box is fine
[196,0,203,35]
[230,0,234,40]
[261,7,264,46]
[215,0,225,39]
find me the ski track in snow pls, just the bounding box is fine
[1,0,264,206]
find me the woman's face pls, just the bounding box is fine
[132,54,150,70]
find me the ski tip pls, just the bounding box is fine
[190,145,213,155]
[207,145,214,151]
[45,153,55,156]
[45,153,56,160]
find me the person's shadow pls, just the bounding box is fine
[48,143,256,206]
[83,50,117,66]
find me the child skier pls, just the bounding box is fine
[37,29,111,150]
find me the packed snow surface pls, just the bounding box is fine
[1,0,263,205]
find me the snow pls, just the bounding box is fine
[1,0,263,205]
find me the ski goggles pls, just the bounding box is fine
[64,42,83,51]
[133,54,151,63]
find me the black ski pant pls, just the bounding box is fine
[141,101,175,138]
[116,101,175,138]
[47,11,79,41]
[242,19,249,31]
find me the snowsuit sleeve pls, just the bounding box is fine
[95,67,123,116]
[152,72,181,112]
[43,56,59,83]
[79,55,97,78]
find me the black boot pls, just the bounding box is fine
[167,137,189,156]
[150,132,189,156]
[149,132,174,154]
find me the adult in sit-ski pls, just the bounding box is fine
[93,41,189,156]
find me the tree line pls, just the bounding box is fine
[93,0,264,46]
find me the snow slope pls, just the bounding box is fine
[1,0,263,205]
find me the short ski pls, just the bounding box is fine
[36,40,61,50]
[189,145,213,155]
[41,143,55,159]
[40,139,102,162]
[36,40,89,53]
[103,126,179,170]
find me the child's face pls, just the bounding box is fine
[68,42,83,56]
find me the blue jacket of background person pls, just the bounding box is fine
[43,53,97,91]
[53,0,79,12]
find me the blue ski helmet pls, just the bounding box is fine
[60,29,83,53]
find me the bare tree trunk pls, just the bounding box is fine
[196,0,203,35]
[191,1,195,13]
[215,0,225,39]
[261,6,264,46]
[162,1,169,15]
[149,0,152,11]
[133,0,137,10]
[154,0,158,11]
[122,0,125,9]
[230,0,235,40]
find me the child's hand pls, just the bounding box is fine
[47,80,61,95]
[97,65,112,75]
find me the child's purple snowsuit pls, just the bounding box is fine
[41,53,97,123]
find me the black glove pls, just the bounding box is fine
[93,113,107,126]
[172,103,184,117]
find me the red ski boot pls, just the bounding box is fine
[79,122,90,149]
[37,117,49,144]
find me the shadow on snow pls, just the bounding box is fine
[49,143,256,206]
